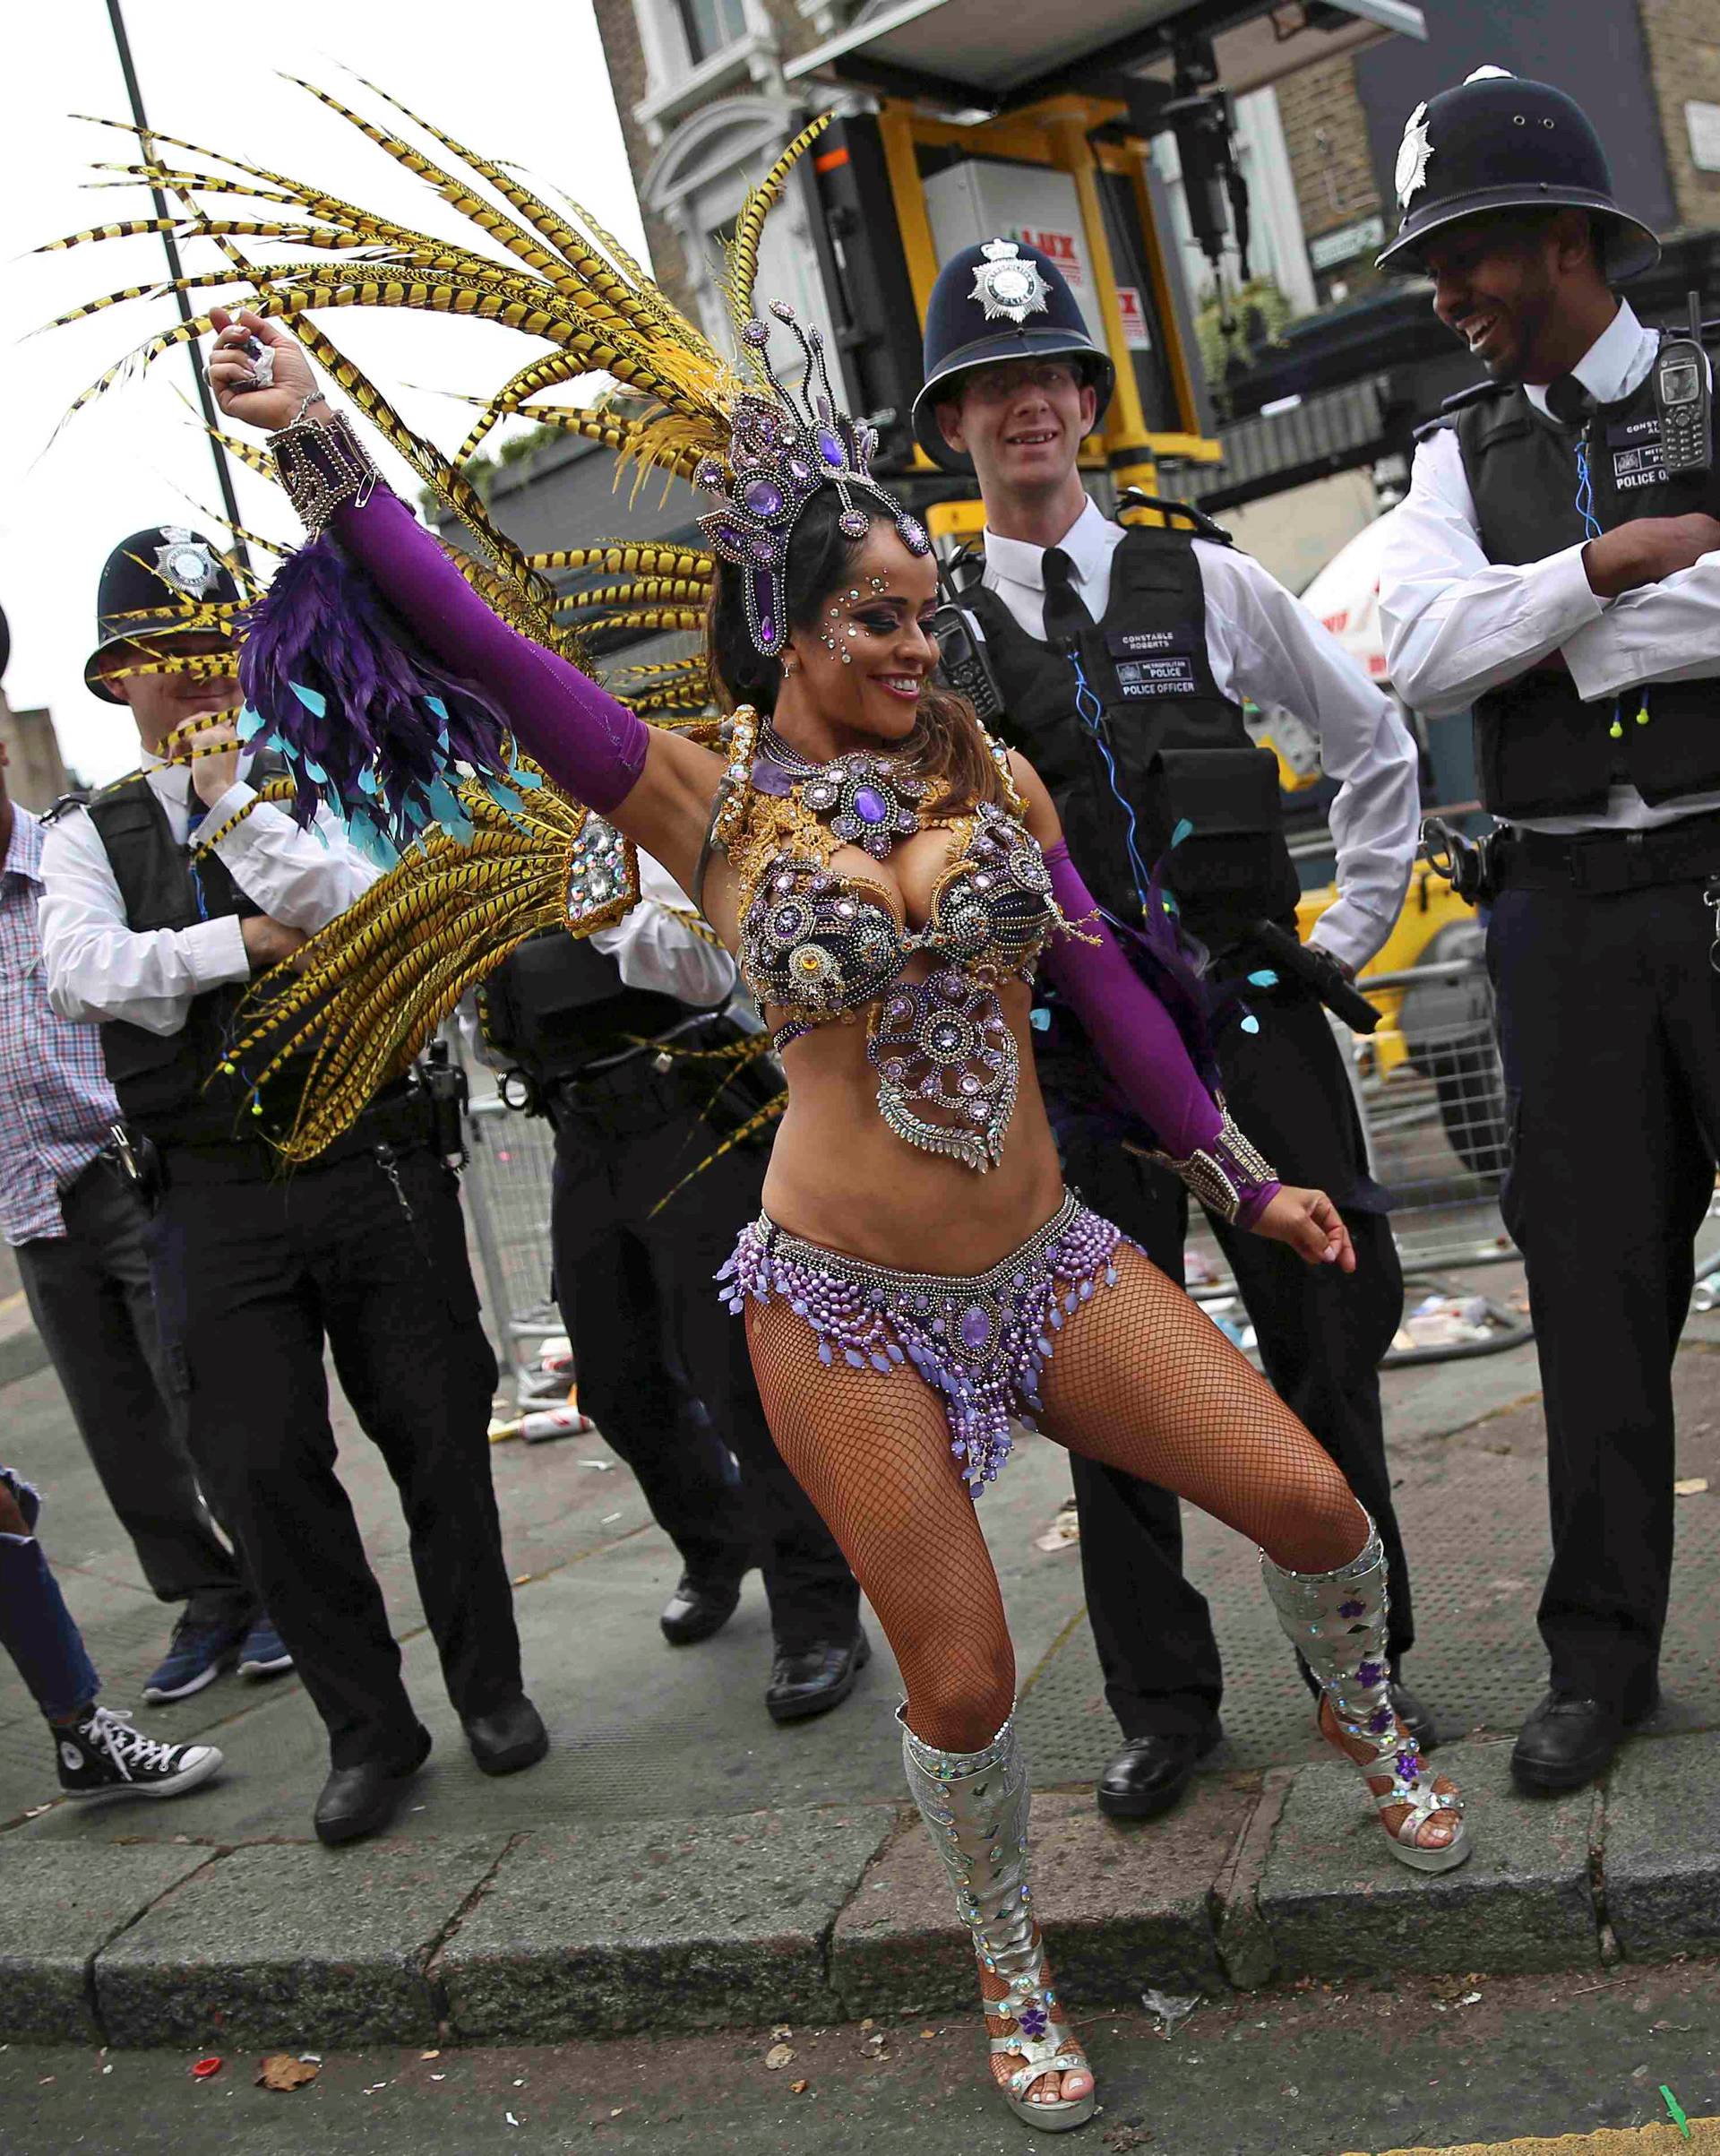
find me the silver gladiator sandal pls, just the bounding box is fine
[899,1708,1096,2134]
[1261,1525,1471,1875]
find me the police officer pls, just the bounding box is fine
[39,528,546,1843]
[481,847,867,1720]
[1377,71,1720,1792]
[915,243,1430,1818]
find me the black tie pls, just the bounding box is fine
[1040,547,1094,652]
[1544,374,1592,430]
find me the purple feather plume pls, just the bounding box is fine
[237,535,521,854]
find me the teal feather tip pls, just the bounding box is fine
[1170,817,1194,848]
[289,681,329,718]
[1247,969,1278,987]
[237,704,263,742]
[1240,1013,1261,1034]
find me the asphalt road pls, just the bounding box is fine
[4,1956,1718,2155]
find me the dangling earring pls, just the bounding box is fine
[781,654,799,677]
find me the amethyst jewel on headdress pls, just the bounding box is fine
[696,301,930,662]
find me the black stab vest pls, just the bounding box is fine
[1456,360,1720,818]
[965,523,1301,940]
[85,764,306,1141]
[478,929,712,1082]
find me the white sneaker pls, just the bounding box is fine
[54,1706,224,1802]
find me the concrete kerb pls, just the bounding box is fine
[0,1841,217,2043]
[6,1732,1719,2048]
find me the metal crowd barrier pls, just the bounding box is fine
[1187,944,1534,1367]
[452,949,1531,1389]
[460,1092,564,1410]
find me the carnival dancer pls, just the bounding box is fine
[1376,70,1720,1793]
[48,91,1472,2124]
[201,277,1469,2127]
[912,240,1427,1822]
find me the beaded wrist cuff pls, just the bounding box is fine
[1151,1103,1278,1226]
[268,410,379,536]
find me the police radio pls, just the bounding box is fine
[928,599,1004,722]
[1655,294,1711,478]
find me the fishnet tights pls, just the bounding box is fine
[745,1238,1366,1755]
[746,1239,1370,2109]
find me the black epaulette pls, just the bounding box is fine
[1413,378,1509,444]
[1114,489,1234,544]
[39,792,90,826]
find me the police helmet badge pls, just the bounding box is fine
[152,526,221,599]
[969,239,1050,326]
[1395,102,1434,208]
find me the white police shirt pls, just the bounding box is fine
[591,850,735,1005]
[39,751,377,1035]
[981,495,1421,972]
[1380,298,1720,836]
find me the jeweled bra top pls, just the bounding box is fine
[704,707,1069,1172]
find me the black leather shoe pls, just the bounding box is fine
[313,1726,431,1846]
[660,1570,746,1645]
[1096,1724,1222,1820]
[766,1629,872,1724]
[1511,1689,1656,1793]
[1389,1681,1439,1756]
[464,1695,549,1777]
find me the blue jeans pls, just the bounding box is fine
[0,1468,100,1722]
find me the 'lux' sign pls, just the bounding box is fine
[1009,229,1086,285]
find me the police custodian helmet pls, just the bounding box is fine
[911,237,1118,473]
[84,525,241,703]
[1376,67,1660,283]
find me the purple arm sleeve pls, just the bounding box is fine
[1040,841,1281,1228]
[330,487,650,815]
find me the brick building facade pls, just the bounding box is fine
[1638,0,1720,231]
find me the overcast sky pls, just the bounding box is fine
[0,4,649,784]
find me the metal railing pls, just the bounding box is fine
[1188,948,1533,1366]
[460,1092,565,1411]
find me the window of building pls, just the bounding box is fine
[675,0,748,66]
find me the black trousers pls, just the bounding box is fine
[549,1065,859,1653]
[1058,985,1407,1739]
[146,1142,521,1768]
[16,1160,254,1627]
[1488,869,1720,1712]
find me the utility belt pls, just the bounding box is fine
[105,1074,447,1201]
[1425,809,1720,901]
[543,1011,780,1145]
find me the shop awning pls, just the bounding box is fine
[785,0,1425,111]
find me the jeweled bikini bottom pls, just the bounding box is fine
[717,1189,1127,1496]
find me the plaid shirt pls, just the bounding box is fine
[0,808,118,1245]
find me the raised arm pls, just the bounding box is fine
[1010,754,1352,1272]
[205,309,721,897]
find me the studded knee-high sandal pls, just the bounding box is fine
[1261,1525,1471,1875]
[899,1707,1096,2134]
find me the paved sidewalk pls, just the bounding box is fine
[5,1250,1720,2048]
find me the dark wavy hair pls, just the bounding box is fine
[706,488,1007,815]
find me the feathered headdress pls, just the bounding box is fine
[40,81,858,1154]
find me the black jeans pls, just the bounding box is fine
[1489,869,1720,1712]
[549,1065,860,1653]
[16,1160,254,1626]
[1057,985,1407,1740]
[146,1142,521,1768]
